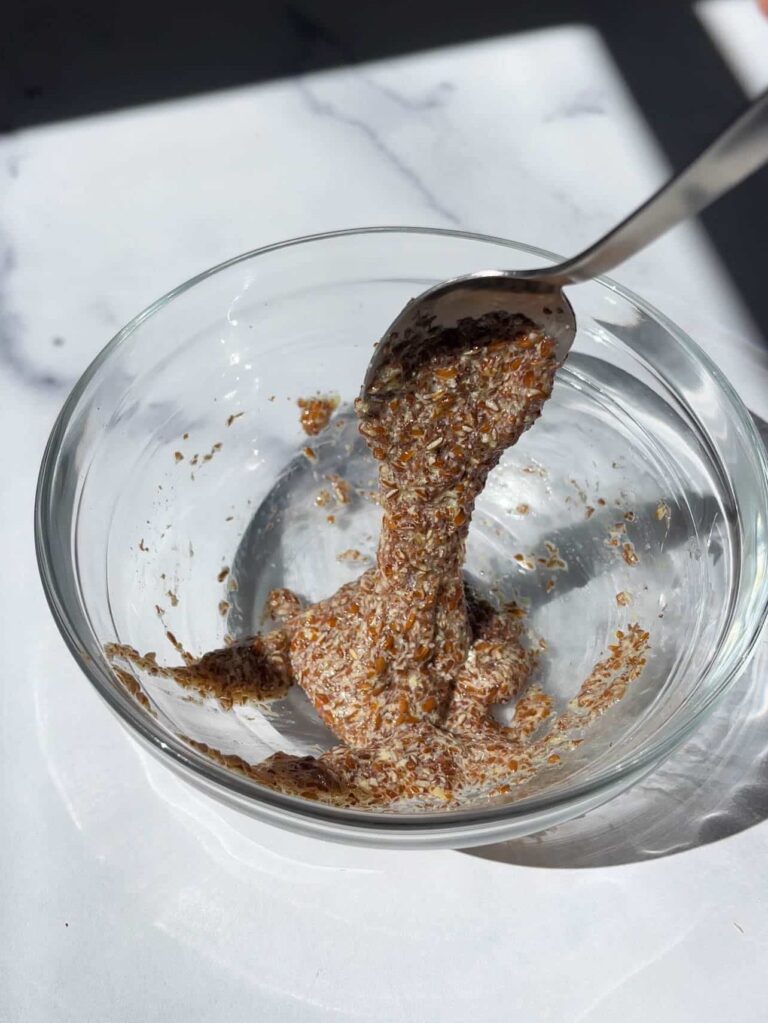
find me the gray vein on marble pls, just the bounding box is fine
[0,242,70,392]
[297,77,460,226]
[543,91,606,122]
[360,76,455,112]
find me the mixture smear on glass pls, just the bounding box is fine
[107,312,649,808]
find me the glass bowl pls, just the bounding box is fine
[36,228,768,849]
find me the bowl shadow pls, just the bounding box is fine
[462,414,768,869]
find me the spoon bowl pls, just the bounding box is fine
[363,270,576,394]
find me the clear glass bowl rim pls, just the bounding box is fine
[35,225,768,840]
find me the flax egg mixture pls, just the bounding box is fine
[107,311,649,809]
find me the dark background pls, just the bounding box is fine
[3,0,767,340]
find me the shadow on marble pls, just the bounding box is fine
[462,411,768,869]
[6,0,768,343]
[463,627,768,869]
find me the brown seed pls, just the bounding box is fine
[297,395,339,435]
[622,542,639,567]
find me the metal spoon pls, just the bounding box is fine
[365,87,768,387]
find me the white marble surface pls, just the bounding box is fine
[698,0,768,96]
[2,23,768,1023]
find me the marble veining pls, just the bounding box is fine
[0,239,70,392]
[296,75,461,225]
[360,75,455,113]
[543,91,607,121]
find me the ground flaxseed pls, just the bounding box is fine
[107,312,649,809]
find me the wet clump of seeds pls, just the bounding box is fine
[298,394,339,436]
[107,312,649,808]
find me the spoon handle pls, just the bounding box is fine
[546,88,768,286]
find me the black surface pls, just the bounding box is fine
[3,0,768,343]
